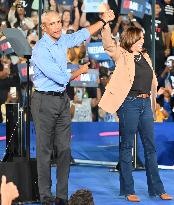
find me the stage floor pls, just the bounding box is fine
[27,165,174,205]
[0,122,174,204]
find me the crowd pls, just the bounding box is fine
[0,0,174,124]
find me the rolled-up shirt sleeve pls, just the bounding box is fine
[64,28,90,48]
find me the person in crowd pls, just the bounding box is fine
[68,189,95,205]
[0,19,11,41]
[8,0,35,35]
[61,0,80,34]
[70,87,101,122]
[156,87,174,121]
[0,175,19,205]
[155,102,169,122]
[30,10,39,30]
[171,30,174,55]
[99,23,172,202]
[0,55,20,123]
[164,56,174,90]
[1,87,19,123]
[158,55,174,88]
[112,12,142,40]
[27,29,39,48]
[161,0,174,33]
[66,29,86,65]
[30,9,115,205]
[141,2,171,87]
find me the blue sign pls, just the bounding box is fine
[70,69,99,87]
[83,0,108,13]
[87,41,112,61]
[145,2,152,15]
[120,0,146,19]
[99,60,115,70]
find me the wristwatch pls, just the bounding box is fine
[100,18,107,28]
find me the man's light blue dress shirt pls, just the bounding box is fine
[31,28,90,92]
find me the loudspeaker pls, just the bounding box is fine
[3,103,25,161]
[0,158,40,203]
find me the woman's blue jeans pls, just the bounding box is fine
[117,96,165,196]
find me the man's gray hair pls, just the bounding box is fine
[41,11,60,24]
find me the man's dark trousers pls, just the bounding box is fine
[31,91,71,202]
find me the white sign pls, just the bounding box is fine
[83,0,108,13]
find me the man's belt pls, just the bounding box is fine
[35,90,65,96]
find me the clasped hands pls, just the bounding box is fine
[100,4,115,25]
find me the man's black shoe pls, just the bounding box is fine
[41,196,55,205]
[55,197,68,205]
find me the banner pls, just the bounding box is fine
[83,0,108,13]
[87,41,112,61]
[17,63,34,83]
[99,60,115,70]
[120,0,146,18]
[0,39,13,55]
[145,1,152,15]
[70,69,99,87]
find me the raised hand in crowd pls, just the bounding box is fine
[11,0,21,8]
[100,4,115,22]
[70,62,90,81]
[157,87,165,96]
[0,175,19,205]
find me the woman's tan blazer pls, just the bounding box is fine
[98,25,158,118]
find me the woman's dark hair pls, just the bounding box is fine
[62,9,72,25]
[120,26,145,53]
[14,4,26,28]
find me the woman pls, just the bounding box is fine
[99,24,172,202]
[8,1,34,35]
[61,0,80,34]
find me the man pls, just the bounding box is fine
[30,9,115,205]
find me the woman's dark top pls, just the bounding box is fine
[128,53,153,96]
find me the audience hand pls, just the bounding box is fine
[0,175,19,205]
[157,87,165,95]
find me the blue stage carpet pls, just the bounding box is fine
[50,166,173,205]
[0,122,174,204]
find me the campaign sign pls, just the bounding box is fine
[18,63,34,83]
[67,63,79,72]
[70,69,99,87]
[120,0,146,18]
[87,41,112,61]
[83,0,108,13]
[0,39,13,54]
[56,0,73,5]
[145,1,152,15]
[99,60,115,70]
